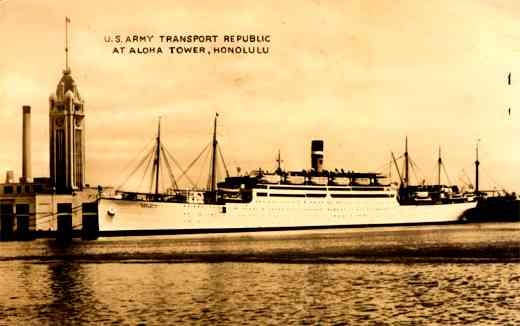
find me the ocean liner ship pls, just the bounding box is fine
[96,115,477,235]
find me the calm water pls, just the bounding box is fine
[1,223,520,325]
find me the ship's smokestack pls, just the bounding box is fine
[21,105,31,183]
[311,140,324,173]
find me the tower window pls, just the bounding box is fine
[3,186,13,194]
[74,129,83,188]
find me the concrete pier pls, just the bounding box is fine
[0,203,14,241]
[81,202,99,240]
[56,203,72,242]
[15,203,31,240]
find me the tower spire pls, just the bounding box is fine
[50,17,85,193]
[65,17,70,72]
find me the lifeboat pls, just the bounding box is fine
[332,176,350,186]
[286,174,306,185]
[414,191,433,201]
[310,176,328,186]
[259,174,282,184]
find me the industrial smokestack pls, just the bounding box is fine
[21,105,31,183]
[311,140,324,173]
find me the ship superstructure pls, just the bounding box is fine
[97,117,477,235]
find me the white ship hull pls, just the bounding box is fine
[97,187,476,234]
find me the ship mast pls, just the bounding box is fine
[154,118,161,195]
[210,113,218,193]
[437,146,442,186]
[475,140,480,195]
[391,152,403,184]
[404,136,409,187]
[276,150,283,174]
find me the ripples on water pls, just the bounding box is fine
[0,223,519,324]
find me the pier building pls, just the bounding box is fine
[0,19,96,240]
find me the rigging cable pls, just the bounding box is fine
[137,148,155,192]
[149,149,158,194]
[114,138,155,189]
[162,144,196,188]
[207,145,214,190]
[441,163,452,185]
[117,147,155,191]
[461,169,474,188]
[408,157,425,185]
[217,145,230,178]
[160,145,179,191]
[374,155,400,174]
[194,146,210,190]
[482,167,508,194]
[178,143,211,188]
[160,155,168,193]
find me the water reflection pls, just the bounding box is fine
[44,241,109,323]
[0,223,519,324]
[45,262,83,322]
[0,260,519,324]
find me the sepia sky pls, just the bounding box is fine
[0,0,519,192]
